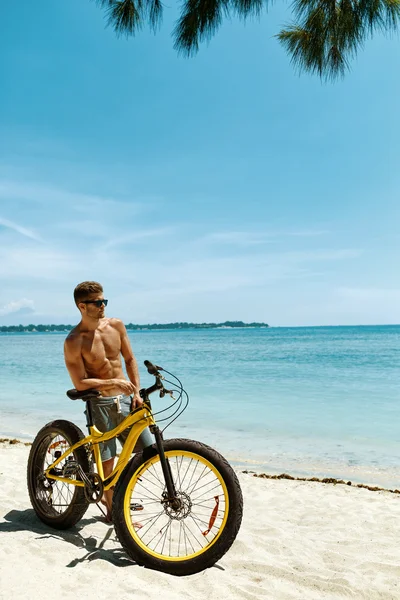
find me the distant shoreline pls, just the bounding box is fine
[1,323,400,333]
[0,320,269,333]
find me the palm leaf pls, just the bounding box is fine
[93,0,400,80]
[173,0,231,55]
[93,0,162,34]
[278,0,400,79]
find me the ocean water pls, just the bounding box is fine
[0,325,399,487]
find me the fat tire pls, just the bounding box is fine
[113,438,243,576]
[27,419,92,530]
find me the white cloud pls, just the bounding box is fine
[125,248,360,296]
[282,249,362,262]
[0,174,365,324]
[0,246,81,280]
[203,231,275,246]
[199,229,330,247]
[0,179,147,215]
[337,287,400,300]
[0,298,35,316]
[286,230,330,237]
[0,216,42,242]
[102,227,176,250]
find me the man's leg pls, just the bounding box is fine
[102,458,114,522]
[101,457,142,528]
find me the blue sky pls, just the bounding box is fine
[1,0,399,326]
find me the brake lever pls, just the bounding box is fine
[159,388,175,400]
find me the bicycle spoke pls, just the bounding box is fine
[146,517,171,548]
[131,489,162,503]
[179,457,193,489]
[174,455,184,490]
[187,465,208,496]
[185,459,200,494]
[191,499,225,510]
[189,512,213,527]
[143,464,165,488]
[160,520,173,555]
[133,512,165,527]
[131,499,161,505]
[188,512,210,535]
[138,509,166,539]
[191,481,224,503]
[30,433,82,518]
[186,470,217,496]
[134,480,164,502]
[182,520,196,554]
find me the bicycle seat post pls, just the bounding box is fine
[85,400,94,431]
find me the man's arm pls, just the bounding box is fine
[64,336,133,394]
[116,320,143,407]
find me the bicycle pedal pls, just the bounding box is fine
[130,503,144,511]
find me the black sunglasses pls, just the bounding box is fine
[81,299,108,307]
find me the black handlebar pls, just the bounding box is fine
[144,360,163,375]
[140,359,171,403]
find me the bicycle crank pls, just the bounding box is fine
[83,472,104,503]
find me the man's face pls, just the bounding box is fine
[79,293,107,319]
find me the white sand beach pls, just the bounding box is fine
[1,440,400,600]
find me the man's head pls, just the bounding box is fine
[74,281,107,319]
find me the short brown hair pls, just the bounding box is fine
[74,281,103,306]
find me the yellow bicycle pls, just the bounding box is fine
[27,360,243,576]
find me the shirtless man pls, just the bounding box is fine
[64,281,151,522]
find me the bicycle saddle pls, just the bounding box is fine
[66,388,101,401]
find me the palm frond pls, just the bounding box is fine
[173,0,230,55]
[148,0,163,31]
[93,0,163,35]
[359,0,400,31]
[109,0,143,34]
[326,43,349,75]
[277,25,326,75]
[92,0,400,79]
[93,0,115,6]
[232,0,266,19]
[277,0,384,79]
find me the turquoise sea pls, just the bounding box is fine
[0,325,399,487]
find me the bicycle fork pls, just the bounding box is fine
[150,425,181,511]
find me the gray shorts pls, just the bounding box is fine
[87,394,153,462]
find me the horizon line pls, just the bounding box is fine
[1,322,399,330]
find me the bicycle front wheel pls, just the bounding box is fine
[113,438,243,576]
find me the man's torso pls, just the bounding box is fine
[70,318,126,394]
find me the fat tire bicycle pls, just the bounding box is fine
[27,360,243,576]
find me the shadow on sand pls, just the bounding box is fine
[0,508,226,572]
[0,508,136,568]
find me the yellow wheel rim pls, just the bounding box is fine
[123,450,230,561]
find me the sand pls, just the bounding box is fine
[1,440,400,600]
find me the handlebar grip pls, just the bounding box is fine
[144,359,163,375]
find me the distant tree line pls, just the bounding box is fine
[0,321,269,333]
[126,321,269,330]
[0,324,73,332]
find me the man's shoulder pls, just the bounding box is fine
[108,318,125,332]
[64,325,82,347]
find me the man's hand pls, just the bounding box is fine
[130,394,143,410]
[113,379,136,395]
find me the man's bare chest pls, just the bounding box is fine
[81,329,121,364]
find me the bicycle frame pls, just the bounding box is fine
[44,402,156,491]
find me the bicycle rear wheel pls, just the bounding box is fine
[113,438,243,576]
[27,419,93,529]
